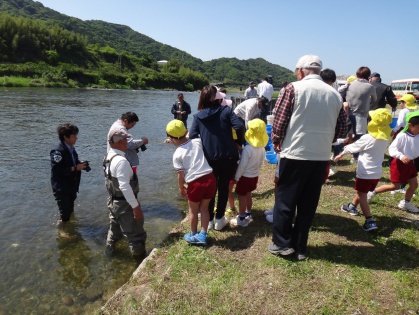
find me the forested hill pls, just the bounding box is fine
[0,0,294,87]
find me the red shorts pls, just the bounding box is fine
[354,178,380,193]
[187,173,216,202]
[390,158,417,183]
[235,176,258,196]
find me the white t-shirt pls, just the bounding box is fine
[341,134,388,179]
[233,98,260,128]
[389,131,419,161]
[257,80,274,101]
[235,145,265,181]
[172,139,212,183]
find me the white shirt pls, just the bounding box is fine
[233,98,260,128]
[257,80,274,101]
[393,108,418,132]
[235,145,265,181]
[172,139,213,183]
[389,131,419,161]
[341,134,388,179]
[244,87,258,99]
[105,148,139,208]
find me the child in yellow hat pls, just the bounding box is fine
[367,111,419,213]
[334,108,393,231]
[391,94,418,135]
[230,119,269,227]
[166,120,217,245]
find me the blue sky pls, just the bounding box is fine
[35,0,418,84]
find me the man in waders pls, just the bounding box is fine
[103,129,147,260]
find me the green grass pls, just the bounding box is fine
[102,158,419,315]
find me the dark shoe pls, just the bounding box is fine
[341,203,359,216]
[268,242,295,256]
[362,220,378,232]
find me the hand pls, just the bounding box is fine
[76,163,87,171]
[133,205,144,220]
[334,154,343,163]
[179,186,187,197]
[141,137,149,145]
[400,156,411,164]
[273,143,281,153]
[181,111,186,115]
[343,137,349,144]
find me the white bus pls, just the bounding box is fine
[390,78,419,102]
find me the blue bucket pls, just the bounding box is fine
[389,117,397,128]
[265,151,278,164]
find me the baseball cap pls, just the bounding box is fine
[108,129,131,143]
[166,119,187,139]
[295,55,322,70]
[369,72,380,79]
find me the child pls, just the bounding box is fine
[335,109,392,231]
[166,120,217,245]
[367,111,419,213]
[391,94,417,136]
[230,119,269,227]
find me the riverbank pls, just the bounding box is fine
[100,157,419,315]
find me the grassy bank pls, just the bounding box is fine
[101,156,419,315]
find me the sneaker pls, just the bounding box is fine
[296,253,307,261]
[230,215,248,227]
[214,216,229,230]
[398,200,419,213]
[184,231,207,245]
[208,220,214,230]
[268,242,295,256]
[225,207,237,218]
[367,191,376,204]
[328,169,337,177]
[341,203,359,216]
[266,214,273,223]
[350,158,358,164]
[264,207,274,216]
[244,212,253,222]
[363,220,378,232]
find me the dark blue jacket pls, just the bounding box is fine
[189,104,245,161]
[50,141,81,194]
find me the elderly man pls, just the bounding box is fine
[368,72,398,111]
[171,93,192,129]
[268,55,347,260]
[107,112,148,174]
[244,81,258,99]
[233,97,267,129]
[104,129,147,259]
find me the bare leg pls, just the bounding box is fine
[228,181,235,209]
[374,182,400,194]
[357,191,371,217]
[246,192,252,212]
[199,199,211,232]
[188,200,200,233]
[238,194,246,216]
[405,177,418,201]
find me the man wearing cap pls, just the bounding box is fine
[107,112,148,174]
[268,54,347,260]
[171,93,192,129]
[368,72,398,111]
[234,97,268,129]
[103,129,147,259]
[244,81,258,99]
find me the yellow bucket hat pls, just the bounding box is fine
[166,119,187,139]
[400,94,417,110]
[245,119,269,148]
[367,109,392,140]
[347,75,356,83]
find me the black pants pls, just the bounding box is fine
[208,159,237,221]
[54,192,77,221]
[272,158,328,255]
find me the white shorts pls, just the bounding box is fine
[355,115,367,135]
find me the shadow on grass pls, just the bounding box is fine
[312,213,419,270]
[326,170,355,188]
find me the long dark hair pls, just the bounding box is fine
[197,85,219,110]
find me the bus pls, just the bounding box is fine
[390,78,419,102]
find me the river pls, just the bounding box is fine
[0,87,241,314]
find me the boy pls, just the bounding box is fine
[367,111,419,213]
[230,119,269,227]
[50,124,88,223]
[335,109,392,231]
[166,120,216,245]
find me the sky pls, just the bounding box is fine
[34,0,419,84]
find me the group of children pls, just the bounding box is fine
[165,118,268,245]
[165,97,419,245]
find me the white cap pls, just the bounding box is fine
[295,54,322,70]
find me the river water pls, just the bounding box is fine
[0,87,239,314]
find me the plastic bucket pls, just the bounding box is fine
[389,117,397,128]
[265,151,278,164]
[267,115,274,125]
[266,124,272,135]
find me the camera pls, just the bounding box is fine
[81,160,91,172]
[140,144,147,152]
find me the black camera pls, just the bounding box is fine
[81,161,91,172]
[140,144,147,152]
